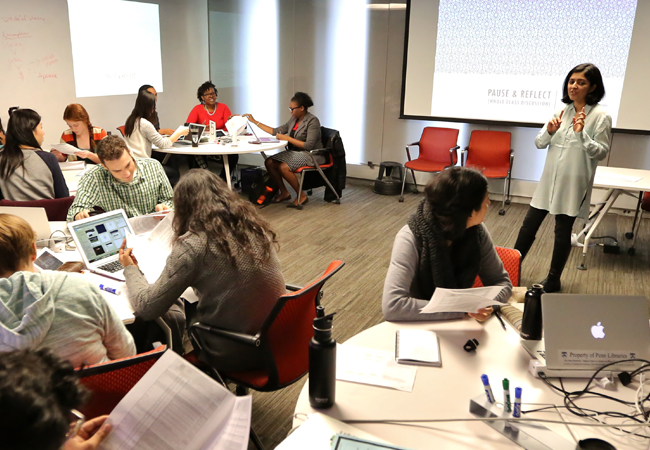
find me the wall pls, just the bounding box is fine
[0,0,209,141]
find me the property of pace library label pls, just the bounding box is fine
[558,350,638,366]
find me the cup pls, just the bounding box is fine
[189,125,200,147]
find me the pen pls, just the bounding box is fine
[502,378,511,412]
[481,374,495,403]
[99,284,121,295]
[493,308,507,331]
[513,387,522,418]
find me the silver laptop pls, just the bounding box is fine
[522,294,650,375]
[249,122,280,144]
[0,206,51,243]
[67,209,134,281]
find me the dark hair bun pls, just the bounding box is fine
[292,92,314,109]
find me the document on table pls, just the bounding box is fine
[127,212,174,283]
[420,286,505,314]
[59,160,86,171]
[99,350,251,450]
[43,142,80,155]
[336,344,417,392]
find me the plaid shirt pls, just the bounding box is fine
[67,158,173,221]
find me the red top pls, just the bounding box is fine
[292,121,299,131]
[186,103,232,130]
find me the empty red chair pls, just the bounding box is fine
[0,196,75,221]
[473,246,521,288]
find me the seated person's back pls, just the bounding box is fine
[0,214,135,367]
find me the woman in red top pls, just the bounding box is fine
[186,81,237,180]
[52,104,107,165]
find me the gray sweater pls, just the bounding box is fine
[0,149,69,201]
[382,224,512,322]
[124,231,286,371]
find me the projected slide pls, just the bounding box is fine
[403,0,639,127]
[67,0,163,97]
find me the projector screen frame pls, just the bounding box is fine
[399,0,650,136]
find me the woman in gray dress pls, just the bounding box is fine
[244,92,322,207]
[514,63,611,293]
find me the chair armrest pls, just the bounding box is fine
[461,147,469,166]
[285,283,303,292]
[190,322,261,347]
[449,145,460,166]
[406,141,420,147]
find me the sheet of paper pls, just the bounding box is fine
[59,160,86,171]
[81,271,135,324]
[43,142,80,155]
[203,396,251,450]
[276,414,393,450]
[420,286,505,314]
[126,213,174,283]
[99,351,248,450]
[336,344,417,392]
[175,125,190,135]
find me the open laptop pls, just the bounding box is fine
[249,122,281,144]
[67,209,134,281]
[522,294,650,377]
[0,206,51,243]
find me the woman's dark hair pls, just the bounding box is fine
[424,167,488,240]
[291,92,314,110]
[124,90,157,137]
[172,169,278,266]
[0,108,42,179]
[197,81,217,103]
[561,63,605,105]
[138,84,154,95]
[0,348,88,450]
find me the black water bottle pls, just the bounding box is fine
[521,284,544,340]
[309,310,336,409]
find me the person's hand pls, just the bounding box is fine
[119,240,138,268]
[75,150,91,160]
[547,110,563,134]
[469,306,494,323]
[64,415,111,450]
[51,149,67,162]
[573,107,586,133]
[155,204,170,212]
[242,113,255,122]
[276,133,289,141]
[75,210,90,221]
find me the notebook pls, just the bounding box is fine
[0,206,51,243]
[521,294,650,375]
[395,329,441,367]
[67,209,134,281]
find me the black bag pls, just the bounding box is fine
[248,170,278,206]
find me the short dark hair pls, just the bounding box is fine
[0,108,42,179]
[561,63,605,105]
[291,92,314,110]
[0,348,87,450]
[424,167,488,240]
[96,135,129,164]
[197,81,217,103]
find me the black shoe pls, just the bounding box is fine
[540,277,561,293]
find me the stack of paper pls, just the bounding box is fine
[420,286,505,314]
[336,344,417,392]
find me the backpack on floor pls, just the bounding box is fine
[248,171,278,207]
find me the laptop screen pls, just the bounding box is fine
[71,212,129,264]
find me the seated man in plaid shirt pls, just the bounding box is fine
[67,135,173,222]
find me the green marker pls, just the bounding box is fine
[503,378,511,412]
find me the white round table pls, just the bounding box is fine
[293,317,645,449]
[155,138,287,188]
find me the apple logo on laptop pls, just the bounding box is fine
[591,322,605,339]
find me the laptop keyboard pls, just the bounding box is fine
[98,260,123,273]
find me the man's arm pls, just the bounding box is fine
[153,160,174,209]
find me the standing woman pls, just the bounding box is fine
[52,104,107,164]
[244,92,322,207]
[514,63,611,292]
[0,108,68,201]
[118,169,285,371]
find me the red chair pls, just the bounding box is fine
[190,260,345,450]
[473,246,521,288]
[462,130,514,215]
[400,127,460,202]
[0,196,75,221]
[117,125,126,137]
[76,345,166,419]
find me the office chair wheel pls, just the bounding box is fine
[505,199,511,205]
[398,196,404,202]
[297,204,303,210]
[628,247,636,256]
[625,232,634,239]
[498,209,505,216]
[307,189,313,196]
[334,199,340,205]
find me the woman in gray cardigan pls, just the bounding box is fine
[382,167,512,322]
[244,92,322,207]
[119,169,286,371]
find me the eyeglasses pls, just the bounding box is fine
[65,409,86,441]
[288,106,302,112]
[202,91,217,98]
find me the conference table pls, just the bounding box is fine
[574,166,650,269]
[155,137,287,189]
[293,316,648,449]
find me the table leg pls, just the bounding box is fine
[577,189,620,270]
[161,154,170,165]
[224,157,232,190]
[573,189,614,246]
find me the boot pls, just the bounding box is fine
[540,269,562,293]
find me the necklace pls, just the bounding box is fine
[204,103,217,116]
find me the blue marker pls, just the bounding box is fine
[513,387,522,418]
[99,284,121,295]
[481,374,495,403]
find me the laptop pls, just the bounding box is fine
[249,123,281,144]
[522,294,650,376]
[0,206,51,243]
[67,209,134,281]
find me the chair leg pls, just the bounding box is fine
[410,169,419,194]
[250,427,266,450]
[626,192,644,239]
[498,177,507,216]
[629,209,644,256]
[399,170,407,202]
[296,172,306,210]
[313,164,341,204]
[506,170,512,205]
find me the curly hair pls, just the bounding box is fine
[291,92,314,110]
[172,169,279,266]
[0,348,88,450]
[196,81,217,103]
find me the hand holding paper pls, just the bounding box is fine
[420,286,505,314]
